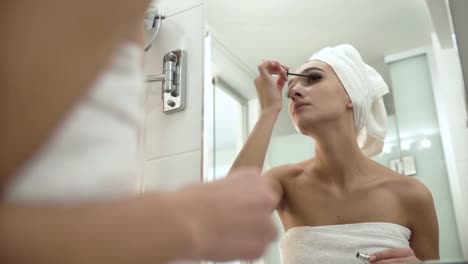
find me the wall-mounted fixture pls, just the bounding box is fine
[146,49,186,114]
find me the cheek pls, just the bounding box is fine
[288,102,295,120]
[316,83,347,102]
[307,85,333,104]
[311,88,346,114]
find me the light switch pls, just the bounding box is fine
[402,155,417,176]
[390,158,404,174]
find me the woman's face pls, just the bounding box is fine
[287,60,352,134]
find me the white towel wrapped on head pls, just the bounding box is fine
[309,44,389,157]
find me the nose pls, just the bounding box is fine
[289,85,304,101]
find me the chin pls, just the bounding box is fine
[292,120,314,135]
[291,115,325,136]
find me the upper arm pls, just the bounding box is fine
[263,169,284,208]
[0,0,150,185]
[262,165,301,208]
[405,180,439,260]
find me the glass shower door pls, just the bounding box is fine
[376,54,463,259]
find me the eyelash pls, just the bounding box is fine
[286,74,322,98]
[306,74,322,82]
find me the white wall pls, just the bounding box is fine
[429,33,468,258]
[385,52,462,258]
[142,1,204,191]
[449,0,468,112]
[210,34,255,99]
[142,4,204,264]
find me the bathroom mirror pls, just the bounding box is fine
[203,0,468,263]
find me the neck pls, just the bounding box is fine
[307,118,370,186]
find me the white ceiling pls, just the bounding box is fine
[206,0,435,99]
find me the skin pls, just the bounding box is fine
[0,1,278,263]
[0,0,150,182]
[230,59,439,261]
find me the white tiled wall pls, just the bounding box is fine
[143,150,201,191]
[156,0,203,17]
[142,1,204,191]
[141,3,204,263]
[142,3,204,263]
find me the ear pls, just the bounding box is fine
[346,101,353,109]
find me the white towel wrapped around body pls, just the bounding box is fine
[280,222,411,264]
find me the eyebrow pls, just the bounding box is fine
[287,67,324,89]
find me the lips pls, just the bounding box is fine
[293,102,310,113]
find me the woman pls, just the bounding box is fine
[0,1,277,263]
[230,44,439,263]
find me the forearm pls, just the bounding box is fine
[229,111,279,173]
[0,193,195,264]
[0,0,150,182]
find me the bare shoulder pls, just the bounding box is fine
[371,163,439,258]
[397,176,434,215]
[263,163,305,181]
[372,162,434,210]
[262,163,306,207]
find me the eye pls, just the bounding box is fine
[286,72,322,98]
[310,73,322,81]
[303,73,322,85]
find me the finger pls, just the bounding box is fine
[230,167,262,179]
[276,77,287,91]
[259,60,287,80]
[267,218,278,240]
[232,211,276,242]
[371,248,413,260]
[214,235,268,261]
[373,258,418,264]
[246,214,277,242]
[257,60,275,79]
[243,180,277,210]
[281,64,290,79]
[238,167,263,179]
[267,61,287,80]
[261,187,279,211]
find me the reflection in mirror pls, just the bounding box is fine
[210,77,249,180]
[203,0,468,263]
